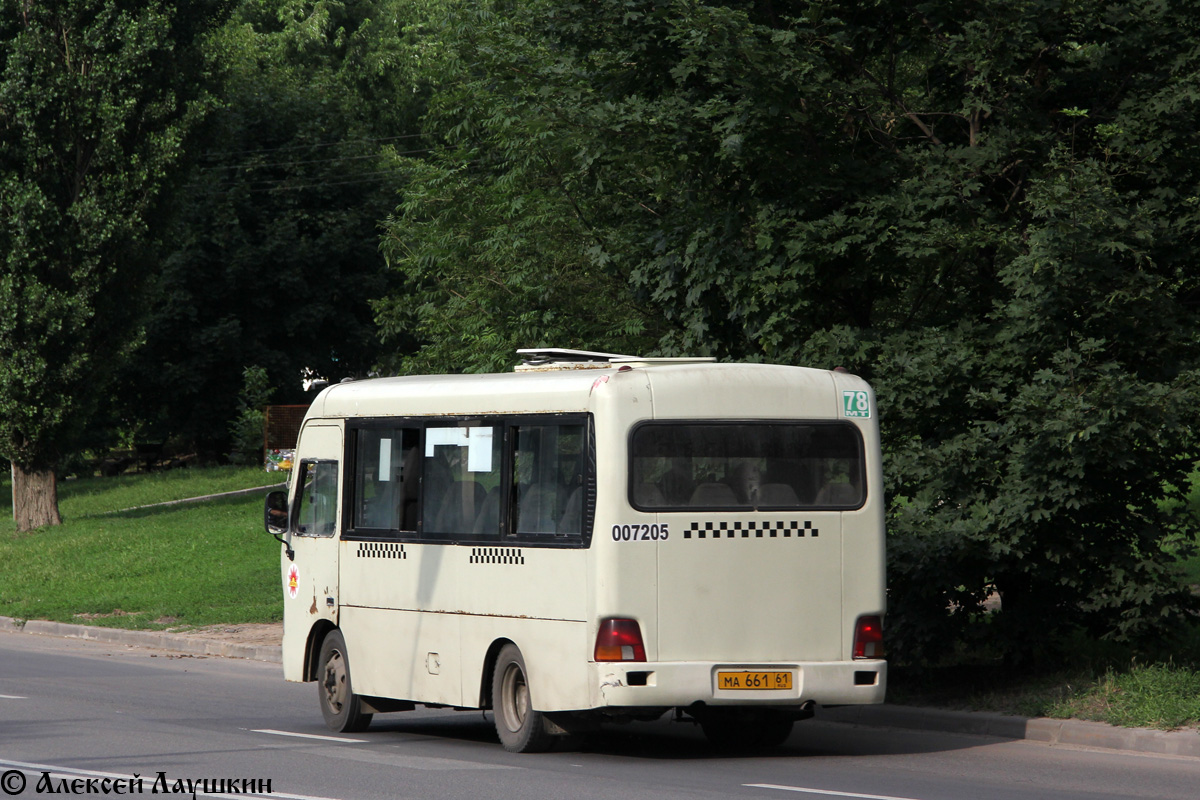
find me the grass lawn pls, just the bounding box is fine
[0,466,285,630]
[1048,665,1200,730]
[889,659,1200,731]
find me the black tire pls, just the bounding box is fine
[317,629,373,733]
[492,643,554,753]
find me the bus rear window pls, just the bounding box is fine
[629,422,865,510]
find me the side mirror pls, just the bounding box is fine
[265,490,294,561]
[265,490,289,535]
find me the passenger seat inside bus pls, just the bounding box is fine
[472,486,501,536]
[633,482,665,507]
[689,482,738,507]
[757,483,799,506]
[815,482,859,506]
[429,480,485,533]
[516,485,558,534]
[558,487,581,534]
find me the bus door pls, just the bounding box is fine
[284,424,343,637]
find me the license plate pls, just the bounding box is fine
[716,670,793,690]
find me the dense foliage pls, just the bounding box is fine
[375,2,675,373]
[113,0,434,456]
[382,0,1200,663]
[0,0,232,529]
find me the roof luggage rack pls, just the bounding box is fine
[514,348,717,372]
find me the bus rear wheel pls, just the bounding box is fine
[317,630,373,733]
[492,644,554,753]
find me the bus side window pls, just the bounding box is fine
[353,428,420,533]
[423,425,501,537]
[513,424,584,536]
[296,460,338,537]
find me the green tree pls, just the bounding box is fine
[376,1,674,374]
[228,365,273,465]
[0,0,232,531]
[384,0,1200,661]
[112,0,437,457]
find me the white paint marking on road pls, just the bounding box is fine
[745,784,927,800]
[0,758,345,800]
[253,728,368,744]
[0,694,27,699]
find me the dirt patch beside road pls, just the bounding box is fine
[167,622,282,647]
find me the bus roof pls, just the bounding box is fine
[514,348,717,371]
[304,361,859,421]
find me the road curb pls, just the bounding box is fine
[0,615,282,664]
[106,483,286,514]
[821,703,1200,759]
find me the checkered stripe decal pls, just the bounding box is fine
[684,520,818,539]
[469,547,525,565]
[356,541,406,559]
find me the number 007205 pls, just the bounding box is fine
[611,523,670,542]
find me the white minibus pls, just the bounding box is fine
[265,349,886,751]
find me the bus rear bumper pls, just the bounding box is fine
[591,659,886,709]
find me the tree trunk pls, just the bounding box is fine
[12,463,62,532]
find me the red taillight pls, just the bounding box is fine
[853,615,885,660]
[594,618,647,662]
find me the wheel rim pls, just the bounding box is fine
[322,649,348,714]
[499,661,529,733]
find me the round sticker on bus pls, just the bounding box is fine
[287,563,299,599]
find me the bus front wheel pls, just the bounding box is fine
[492,644,554,753]
[317,629,373,733]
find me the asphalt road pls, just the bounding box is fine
[0,632,1195,800]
